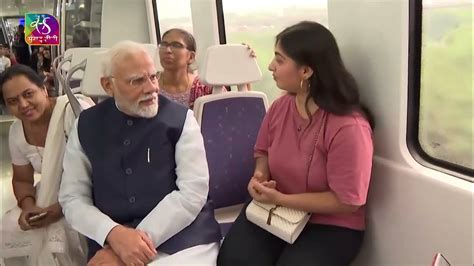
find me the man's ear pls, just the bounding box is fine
[100,77,114,97]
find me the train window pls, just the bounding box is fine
[155,0,193,36]
[64,0,102,49]
[409,0,472,178]
[219,0,328,102]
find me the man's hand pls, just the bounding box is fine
[106,225,157,265]
[87,246,125,266]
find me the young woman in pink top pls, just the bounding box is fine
[218,21,374,266]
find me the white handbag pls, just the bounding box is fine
[246,201,310,244]
[245,112,327,244]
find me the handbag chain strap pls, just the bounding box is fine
[305,111,327,191]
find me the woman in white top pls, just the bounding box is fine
[0,64,89,265]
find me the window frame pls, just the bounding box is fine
[407,0,473,181]
[215,0,237,92]
[152,0,161,42]
[216,0,227,44]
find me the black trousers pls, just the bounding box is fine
[217,207,364,266]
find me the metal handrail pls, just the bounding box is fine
[64,59,87,117]
[51,53,64,95]
[55,53,72,96]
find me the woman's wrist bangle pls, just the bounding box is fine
[17,195,35,208]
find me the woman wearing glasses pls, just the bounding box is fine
[158,28,214,109]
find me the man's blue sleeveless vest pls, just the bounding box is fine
[77,96,221,259]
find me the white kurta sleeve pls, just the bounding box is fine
[136,110,209,248]
[59,118,119,246]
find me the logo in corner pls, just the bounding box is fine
[24,13,60,45]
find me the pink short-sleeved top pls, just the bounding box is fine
[254,94,373,230]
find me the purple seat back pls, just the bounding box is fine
[200,97,266,208]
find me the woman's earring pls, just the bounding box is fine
[300,79,310,91]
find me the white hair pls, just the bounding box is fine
[101,40,149,77]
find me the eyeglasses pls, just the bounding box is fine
[158,41,187,51]
[111,71,160,88]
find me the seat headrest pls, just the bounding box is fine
[62,47,108,79]
[199,44,262,86]
[80,50,109,97]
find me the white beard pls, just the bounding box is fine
[134,101,158,118]
[116,93,159,118]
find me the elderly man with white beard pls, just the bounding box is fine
[58,41,221,266]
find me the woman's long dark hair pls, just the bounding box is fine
[0,64,45,104]
[276,21,375,129]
